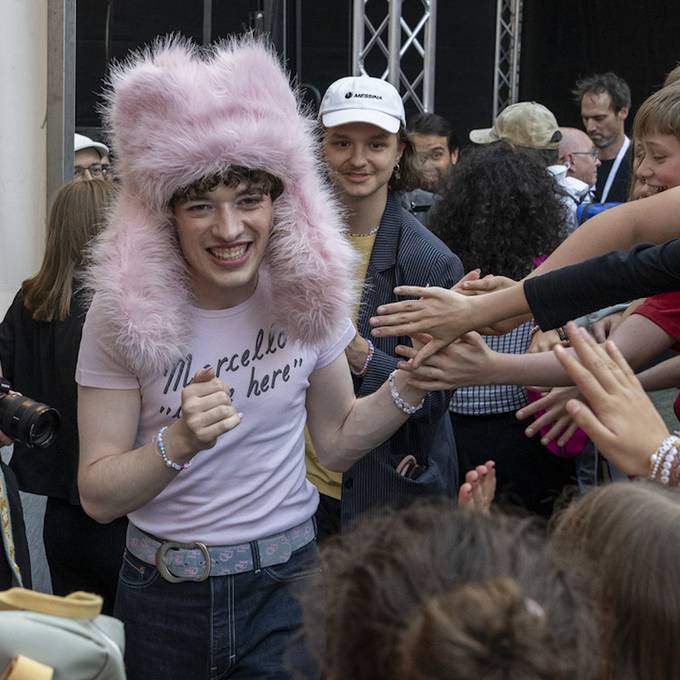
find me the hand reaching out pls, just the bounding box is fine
[370,286,475,367]
[457,274,518,296]
[516,386,582,447]
[553,323,669,477]
[395,332,496,391]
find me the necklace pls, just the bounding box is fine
[347,225,380,237]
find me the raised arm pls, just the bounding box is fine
[529,186,680,277]
[305,353,426,472]
[370,189,680,365]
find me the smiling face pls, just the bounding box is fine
[172,181,274,309]
[323,122,403,204]
[635,133,680,198]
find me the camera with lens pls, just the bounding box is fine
[0,377,60,448]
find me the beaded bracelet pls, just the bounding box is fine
[648,435,680,485]
[154,426,192,472]
[351,339,375,377]
[388,370,425,416]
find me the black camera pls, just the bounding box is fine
[0,378,60,448]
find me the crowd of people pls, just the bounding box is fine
[1,33,680,680]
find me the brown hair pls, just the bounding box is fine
[632,82,680,143]
[169,165,283,208]
[22,179,114,322]
[552,481,680,680]
[389,127,426,192]
[304,501,596,680]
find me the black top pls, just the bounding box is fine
[0,288,87,503]
[525,239,680,330]
[593,143,632,203]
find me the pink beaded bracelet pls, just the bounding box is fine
[351,339,375,377]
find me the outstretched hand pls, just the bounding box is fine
[553,322,669,477]
[457,274,518,297]
[458,461,496,513]
[369,286,473,367]
[517,386,581,447]
[395,332,495,391]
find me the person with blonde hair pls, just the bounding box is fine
[553,481,680,680]
[0,178,125,609]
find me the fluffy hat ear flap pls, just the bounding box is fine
[265,178,359,346]
[86,193,192,375]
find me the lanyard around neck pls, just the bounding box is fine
[600,135,630,203]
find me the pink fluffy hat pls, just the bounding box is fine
[87,36,356,375]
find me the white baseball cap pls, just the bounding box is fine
[74,133,109,157]
[319,76,406,134]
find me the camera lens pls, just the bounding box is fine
[0,392,60,448]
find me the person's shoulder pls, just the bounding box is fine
[398,206,456,257]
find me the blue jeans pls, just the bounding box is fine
[114,540,321,680]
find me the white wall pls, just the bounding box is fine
[0,0,47,315]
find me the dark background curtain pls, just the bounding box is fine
[76,0,680,147]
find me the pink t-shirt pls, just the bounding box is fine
[76,282,355,544]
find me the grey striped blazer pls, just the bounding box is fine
[340,192,464,527]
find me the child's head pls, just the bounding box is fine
[552,481,680,680]
[631,83,680,199]
[304,501,595,680]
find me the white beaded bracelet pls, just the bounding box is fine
[648,435,679,482]
[154,426,192,472]
[388,370,425,416]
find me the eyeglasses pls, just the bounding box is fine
[571,148,599,159]
[74,163,111,178]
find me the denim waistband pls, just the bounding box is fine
[126,518,316,582]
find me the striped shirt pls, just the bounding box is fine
[449,321,533,415]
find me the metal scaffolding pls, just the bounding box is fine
[492,0,523,120]
[352,0,437,113]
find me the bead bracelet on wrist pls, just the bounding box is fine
[350,339,375,377]
[648,435,680,485]
[388,370,425,416]
[154,426,192,472]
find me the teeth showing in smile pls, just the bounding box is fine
[209,245,248,261]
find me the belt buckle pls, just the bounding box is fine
[155,540,211,583]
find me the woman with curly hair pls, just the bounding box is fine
[430,141,573,517]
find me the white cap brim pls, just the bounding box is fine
[321,109,401,134]
[469,128,499,145]
[74,133,109,157]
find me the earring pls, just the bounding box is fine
[393,163,401,181]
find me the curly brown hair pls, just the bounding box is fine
[430,141,565,280]
[169,165,283,208]
[303,501,596,680]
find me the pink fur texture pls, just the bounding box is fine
[88,36,356,375]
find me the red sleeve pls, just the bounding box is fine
[633,292,680,351]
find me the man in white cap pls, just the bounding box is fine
[74,133,111,180]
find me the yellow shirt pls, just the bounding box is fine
[305,232,376,499]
